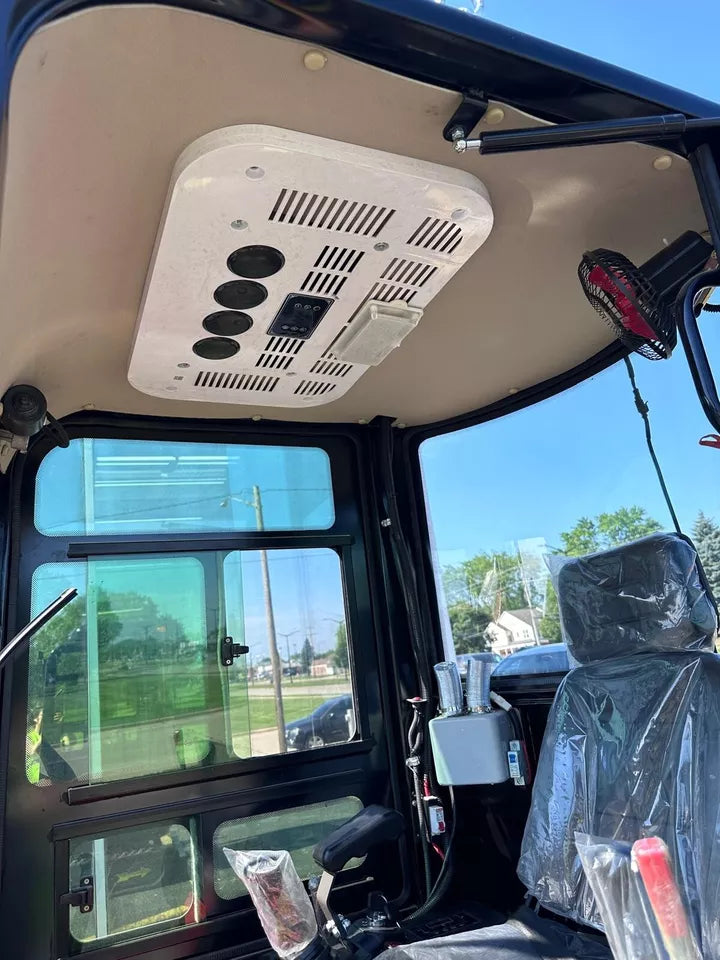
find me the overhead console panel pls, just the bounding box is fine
[128,125,494,407]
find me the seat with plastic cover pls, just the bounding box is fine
[379,533,720,960]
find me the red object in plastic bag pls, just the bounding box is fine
[632,837,699,960]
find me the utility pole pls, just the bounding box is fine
[253,485,287,752]
[277,629,300,685]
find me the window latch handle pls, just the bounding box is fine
[60,876,94,913]
[221,636,249,666]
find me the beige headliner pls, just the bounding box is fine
[0,5,707,426]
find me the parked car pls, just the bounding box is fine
[285,695,354,751]
[492,643,570,677]
[455,652,501,676]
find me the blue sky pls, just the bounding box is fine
[458,0,720,101]
[421,0,720,567]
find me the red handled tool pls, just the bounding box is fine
[632,837,699,960]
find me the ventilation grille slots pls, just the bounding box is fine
[381,258,437,287]
[270,189,395,237]
[255,337,305,370]
[310,358,354,377]
[369,282,417,304]
[194,371,279,392]
[407,217,463,254]
[294,379,336,397]
[301,246,365,297]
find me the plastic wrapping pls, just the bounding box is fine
[375,906,611,960]
[575,834,666,960]
[223,848,318,959]
[518,534,720,956]
[549,533,717,666]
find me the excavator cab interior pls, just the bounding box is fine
[0,2,720,960]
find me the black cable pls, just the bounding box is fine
[623,355,682,535]
[405,786,457,922]
[377,419,432,699]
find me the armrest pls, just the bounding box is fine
[312,805,404,875]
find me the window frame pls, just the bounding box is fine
[394,346,629,677]
[1,415,406,960]
[15,425,371,801]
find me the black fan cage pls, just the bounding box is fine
[579,249,677,360]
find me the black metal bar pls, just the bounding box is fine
[467,113,720,155]
[67,532,353,558]
[0,587,76,672]
[64,738,375,807]
[690,143,720,257]
[675,269,720,434]
[59,765,370,831]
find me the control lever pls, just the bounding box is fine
[309,805,405,956]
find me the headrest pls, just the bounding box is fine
[554,533,717,665]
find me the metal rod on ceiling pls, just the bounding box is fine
[454,113,720,155]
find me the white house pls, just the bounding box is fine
[485,608,543,657]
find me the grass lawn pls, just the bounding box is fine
[230,692,327,730]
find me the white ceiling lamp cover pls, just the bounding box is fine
[129,125,494,407]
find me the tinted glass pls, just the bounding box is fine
[421,356,720,670]
[35,438,334,536]
[492,645,569,676]
[68,822,198,951]
[27,549,354,785]
[214,798,363,900]
[28,558,210,786]
[225,549,355,757]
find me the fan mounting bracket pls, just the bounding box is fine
[443,90,488,142]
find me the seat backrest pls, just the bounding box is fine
[517,534,720,952]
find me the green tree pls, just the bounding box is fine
[559,506,661,557]
[538,581,562,643]
[538,505,662,644]
[443,551,536,618]
[693,511,720,601]
[299,637,314,675]
[332,623,349,673]
[447,601,491,654]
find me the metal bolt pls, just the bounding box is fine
[453,139,468,154]
[449,125,465,141]
[381,518,392,528]
[83,878,90,885]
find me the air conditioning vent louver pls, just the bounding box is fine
[314,246,364,272]
[300,271,347,296]
[369,282,416,304]
[255,336,305,369]
[130,125,493,407]
[270,188,395,237]
[310,358,354,377]
[294,379,336,397]
[265,336,304,355]
[194,370,279,392]
[407,217,463,255]
[381,258,437,287]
